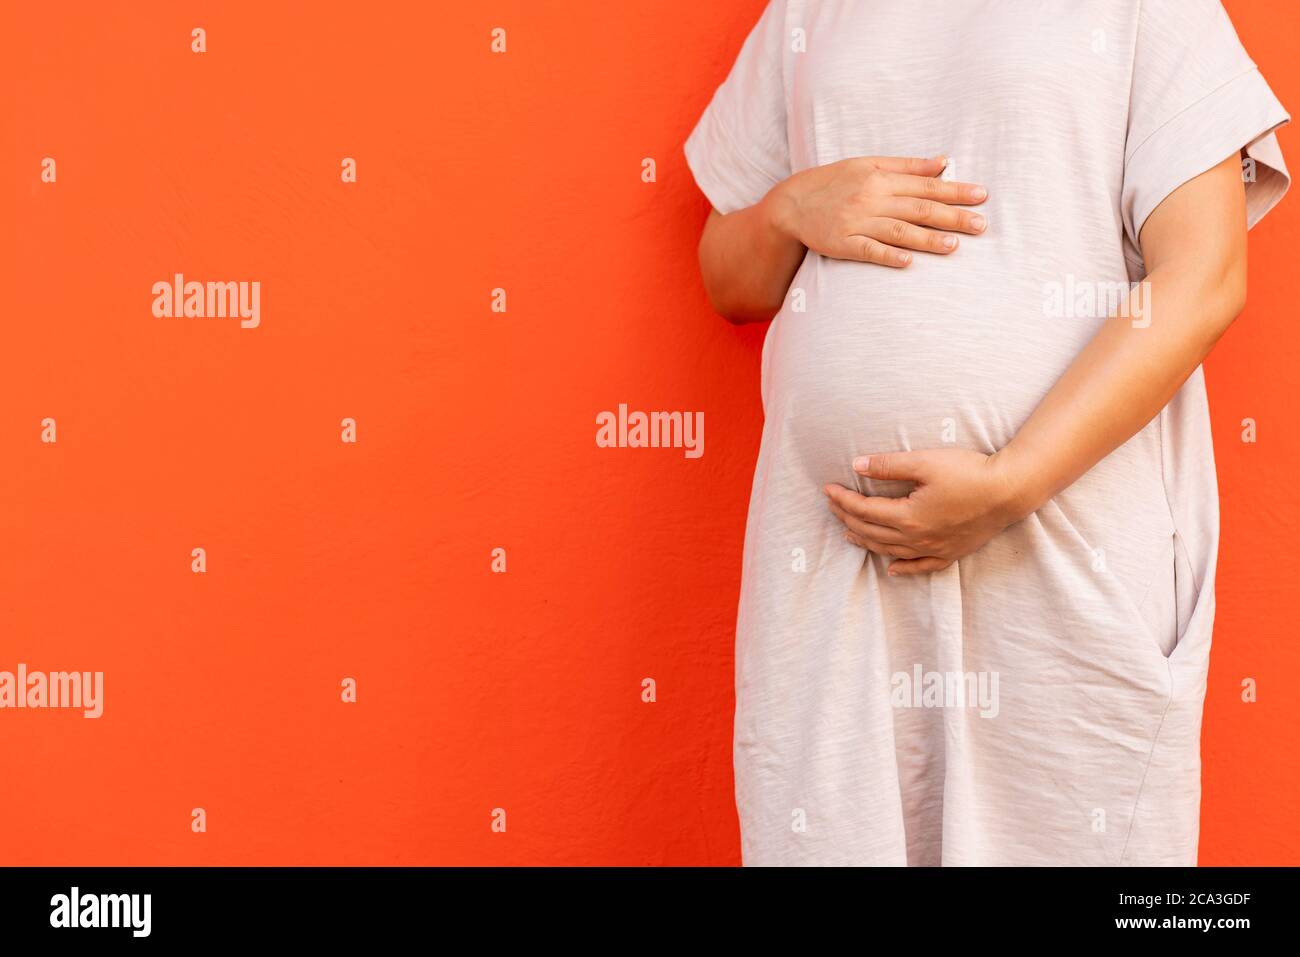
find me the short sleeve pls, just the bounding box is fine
[684,0,792,215]
[1122,0,1290,251]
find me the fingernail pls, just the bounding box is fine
[852,456,871,472]
[896,251,911,265]
[888,569,898,577]
[942,235,957,250]
[970,214,986,231]
[970,186,987,201]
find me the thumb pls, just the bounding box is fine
[852,451,928,482]
[888,556,954,577]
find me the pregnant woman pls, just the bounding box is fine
[685,0,1289,865]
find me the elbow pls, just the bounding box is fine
[1179,242,1249,342]
[697,242,778,325]
[698,266,739,323]
[710,296,779,326]
[704,284,778,325]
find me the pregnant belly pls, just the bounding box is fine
[762,254,1105,485]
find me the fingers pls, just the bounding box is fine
[857,218,962,256]
[823,483,911,529]
[843,529,924,559]
[874,196,987,235]
[826,498,911,545]
[887,556,954,577]
[824,481,952,571]
[864,155,949,176]
[883,172,988,206]
[827,160,987,266]
[843,236,914,268]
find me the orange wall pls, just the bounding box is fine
[0,1,1295,866]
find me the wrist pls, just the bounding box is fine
[761,175,801,242]
[987,444,1049,524]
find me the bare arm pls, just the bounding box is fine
[994,152,1248,514]
[697,155,989,324]
[696,204,808,325]
[826,153,1250,574]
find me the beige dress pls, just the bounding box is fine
[684,0,1289,865]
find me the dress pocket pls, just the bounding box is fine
[1132,526,1204,665]
[1040,497,1180,673]
[1134,533,1179,661]
[1169,528,1200,664]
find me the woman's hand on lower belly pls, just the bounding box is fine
[823,448,1029,576]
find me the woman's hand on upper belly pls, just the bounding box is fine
[768,155,989,267]
[823,448,1029,576]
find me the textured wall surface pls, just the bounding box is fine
[0,0,1295,865]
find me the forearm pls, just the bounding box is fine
[988,152,1250,521]
[697,191,806,324]
[994,258,1246,519]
